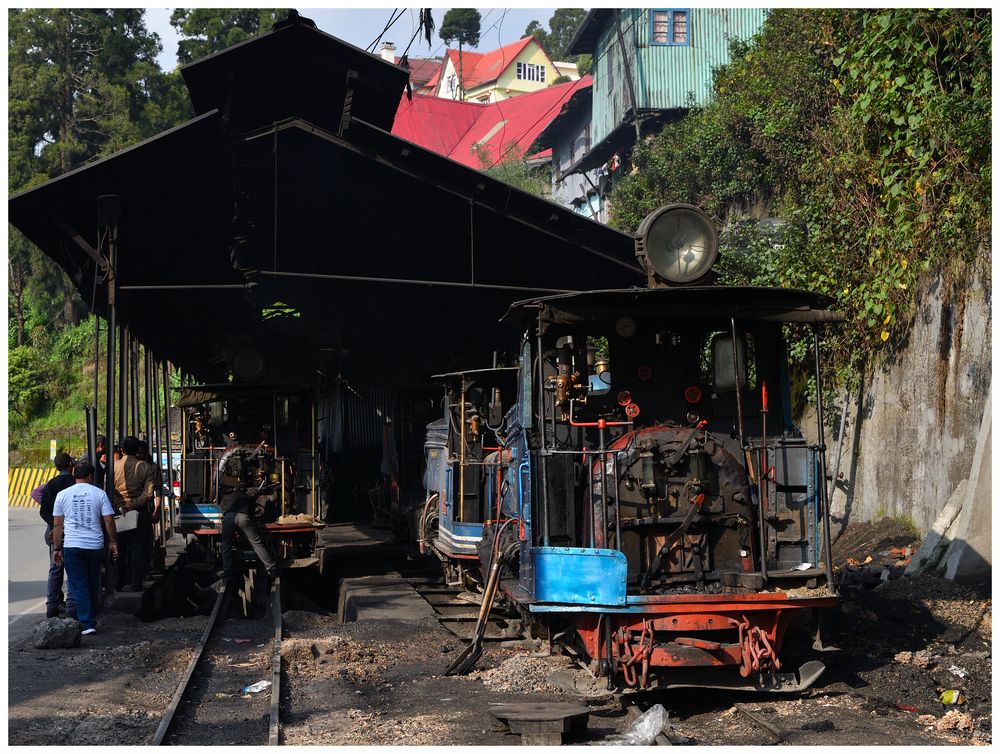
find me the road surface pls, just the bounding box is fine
[8,507,53,641]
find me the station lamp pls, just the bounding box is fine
[634,203,719,287]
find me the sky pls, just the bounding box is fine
[145,8,560,71]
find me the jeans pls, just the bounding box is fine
[221,511,277,578]
[45,527,75,616]
[63,547,103,630]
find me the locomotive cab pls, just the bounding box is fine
[176,386,326,576]
[419,367,518,587]
[488,205,844,692]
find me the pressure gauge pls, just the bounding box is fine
[635,203,719,286]
[615,316,637,338]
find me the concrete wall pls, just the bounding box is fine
[827,263,991,549]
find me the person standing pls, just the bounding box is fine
[52,461,118,635]
[93,435,107,489]
[39,453,77,618]
[113,436,156,592]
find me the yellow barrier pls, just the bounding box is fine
[8,467,51,508]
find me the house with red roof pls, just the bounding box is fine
[393,76,592,172]
[378,42,442,95]
[425,35,574,103]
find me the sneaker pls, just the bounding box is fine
[81,628,97,635]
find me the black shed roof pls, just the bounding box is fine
[9,14,642,385]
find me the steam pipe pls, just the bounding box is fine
[813,327,835,586]
[459,380,466,524]
[731,315,766,584]
[596,423,606,549]
[536,331,550,547]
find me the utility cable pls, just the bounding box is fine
[367,8,405,53]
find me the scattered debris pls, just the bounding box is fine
[894,650,935,669]
[597,704,670,746]
[466,652,572,694]
[241,680,271,694]
[947,665,968,679]
[934,710,974,732]
[939,690,966,706]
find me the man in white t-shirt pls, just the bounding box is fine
[52,461,119,635]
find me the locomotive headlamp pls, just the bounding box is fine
[635,203,719,286]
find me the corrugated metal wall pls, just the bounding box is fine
[592,8,768,144]
[341,349,398,450]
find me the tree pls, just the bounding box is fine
[170,8,287,64]
[523,19,550,52]
[522,8,590,73]
[8,9,174,341]
[545,8,587,60]
[439,8,481,99]
[7,9,191,440]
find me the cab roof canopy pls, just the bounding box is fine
[504,287,845,330]
[8,12,641,385]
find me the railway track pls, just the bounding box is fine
[408,576,525,642]
[151,575,284,746]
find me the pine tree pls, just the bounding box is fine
[169,8,287,64]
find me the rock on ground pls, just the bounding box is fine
[33,618,81,649]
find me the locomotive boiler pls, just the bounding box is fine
[478,204,842,691]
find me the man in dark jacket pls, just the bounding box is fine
[40,452,77,618]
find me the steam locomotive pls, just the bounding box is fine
[440,204,842,691]
[418,367,518,588]
[175,386,325,593]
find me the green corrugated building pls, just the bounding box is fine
[567,8,767,160]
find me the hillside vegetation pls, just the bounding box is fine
[611,9,991,391]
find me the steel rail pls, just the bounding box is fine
[269,577,283,746]
[153,577,283,746]
[151,582,231,745]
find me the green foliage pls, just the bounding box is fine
[9,346,51,419]
[473,144,550,198]
[8,9,193,444]
[169,8,286,64]
[610,9,991,389]
[523,20,550,52]
[439,8,481,49]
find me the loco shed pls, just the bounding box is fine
[7,13,642,584]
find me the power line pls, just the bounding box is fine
[367,8,406,53]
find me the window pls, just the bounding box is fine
[516,62,546,83]
[650,9,690,46]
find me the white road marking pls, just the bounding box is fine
[9,597,48,626]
